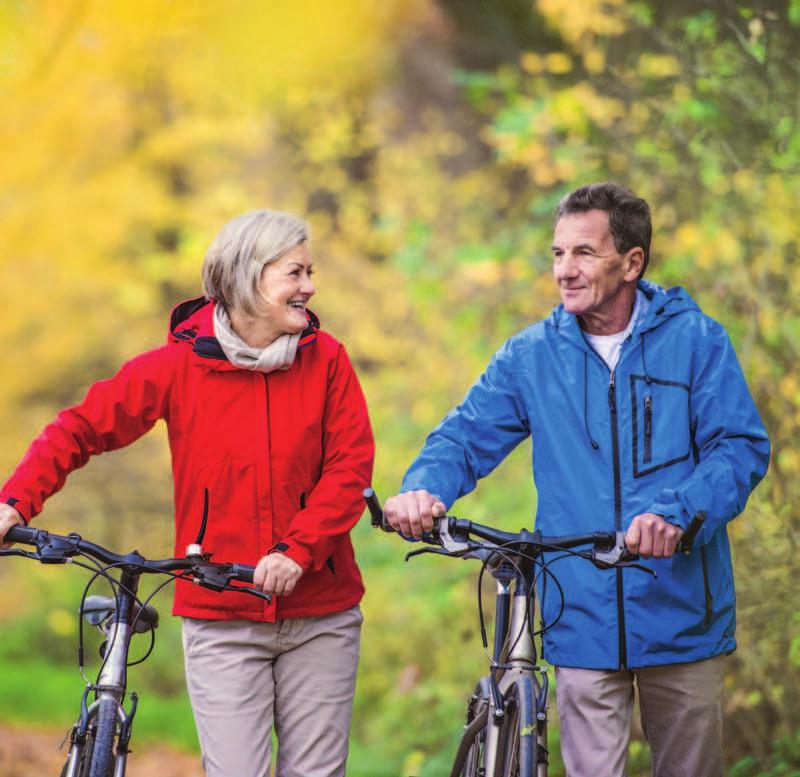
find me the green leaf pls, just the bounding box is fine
[790,0,800,26]
[684,9,717,43]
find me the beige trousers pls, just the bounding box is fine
[182,606,363,777]
[555,655,726,777]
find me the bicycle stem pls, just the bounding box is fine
[96,567,140,700]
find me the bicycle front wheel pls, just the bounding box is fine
[450,679,491,777]
[87,697,119,777]
[60,732,94,777]
[493,676,538,777]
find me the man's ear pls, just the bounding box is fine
[623,247,645,282]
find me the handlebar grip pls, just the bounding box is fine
[363,488,394,532]
[677,512,705,554]
[229,564,256,584]
[5,525,39,545]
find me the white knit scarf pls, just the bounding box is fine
[213,304,300,373]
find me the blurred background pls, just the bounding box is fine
[0,1,797,775]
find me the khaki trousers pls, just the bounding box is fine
[182,606,362,777]
[555,655,725,777]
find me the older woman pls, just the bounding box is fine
[0,210,374,777]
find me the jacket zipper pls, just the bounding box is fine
[643,394,653,464]
[608,371,628,669]
[700,546,713,628]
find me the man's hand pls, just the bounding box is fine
[0,504,23,549]
[253,553,303,596]
[383,490,446,539]
[625,513,684,559]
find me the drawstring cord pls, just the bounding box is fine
[641,331,652,384]
[584,352,599,450]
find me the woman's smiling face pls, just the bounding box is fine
[256,242,316,335]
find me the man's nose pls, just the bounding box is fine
[554,253,579,280]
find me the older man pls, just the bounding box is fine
[384,183,769,777]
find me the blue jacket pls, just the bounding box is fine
[401,280,769,669]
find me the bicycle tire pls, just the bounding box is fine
[493,676,537,777]
[87,697,118,777]
[453,701,490,776]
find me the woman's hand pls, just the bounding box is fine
[254,552,303,596]
[0,504,24,549]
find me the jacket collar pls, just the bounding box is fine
[168,297,319,371]
[547,280,699,351]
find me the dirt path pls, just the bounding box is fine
[0,724,204,777]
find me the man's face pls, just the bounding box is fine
[551,209,641,321]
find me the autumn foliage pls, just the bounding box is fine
[0,2,797,775]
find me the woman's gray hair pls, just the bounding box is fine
[202,209,310,315]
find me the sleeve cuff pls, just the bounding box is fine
[271,540,313,573]
[1,496,29,525]
[647,502,688,531]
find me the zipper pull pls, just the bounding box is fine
[608,372,617,413]
[644,395,652,434]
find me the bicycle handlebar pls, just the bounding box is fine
[364,488,705,557]
[5,525,257,586]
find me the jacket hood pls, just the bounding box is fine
[546,280,701,341]
[167,296,320,368]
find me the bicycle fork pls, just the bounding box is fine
[63,576,139,777]
[482,574,548,776]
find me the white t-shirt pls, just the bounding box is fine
[584,290,648,370]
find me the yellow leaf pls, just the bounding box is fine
[733,169,757,194]
[637,54,681,78]
[545,52,573,74]
[583,47,605,74]
[521,52,544,74]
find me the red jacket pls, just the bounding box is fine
[0,298,374,621]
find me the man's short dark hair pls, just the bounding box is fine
[555,183,652,277]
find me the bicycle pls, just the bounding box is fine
[1,494,269,777]
[363,488,703,777]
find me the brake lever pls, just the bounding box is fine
[404,546,465,562]
[189,563,269,601]
[583,543,658,578]
[616,560,657,577]
[582,551,657,578]
[233,585,273,604]
[0,548,42,561]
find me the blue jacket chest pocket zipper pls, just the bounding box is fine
[631,376,691,478]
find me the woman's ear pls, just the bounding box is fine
[623,247,645,282]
